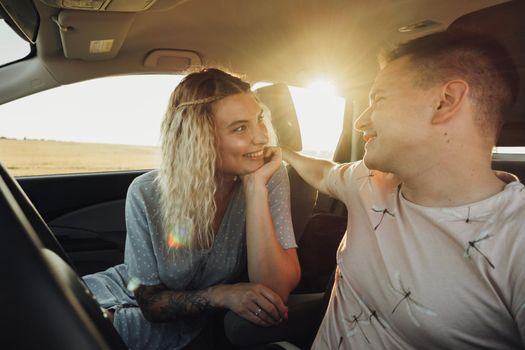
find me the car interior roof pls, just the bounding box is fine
[0,0,512,104]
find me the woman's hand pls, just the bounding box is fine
[211,283,288,327]
[242,146,282,188]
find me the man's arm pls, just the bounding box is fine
[282,147,337,195]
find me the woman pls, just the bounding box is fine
[84,68,301,349]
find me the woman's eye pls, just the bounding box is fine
[234,125,246,132]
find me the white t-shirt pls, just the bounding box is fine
[312,161,525,350]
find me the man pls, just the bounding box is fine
[283,31,524,349]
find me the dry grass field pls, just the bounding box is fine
[0,138,160,176]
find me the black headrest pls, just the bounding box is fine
[255,83,303,151]
[449,1,525,146]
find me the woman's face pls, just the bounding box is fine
[213,92,269,177]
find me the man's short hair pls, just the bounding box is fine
[380,31,519,141]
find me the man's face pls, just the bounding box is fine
[354,56,438,173]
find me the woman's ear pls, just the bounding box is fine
[432,80,469,125]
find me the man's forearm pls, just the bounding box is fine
[282,147,336,194]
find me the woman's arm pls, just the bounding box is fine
[242,147,301,303]
[134,282,287,326]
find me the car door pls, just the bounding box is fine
[16,171,144,276]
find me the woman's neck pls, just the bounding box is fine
[215,174,237,202]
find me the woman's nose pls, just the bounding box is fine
[253,123,269,145]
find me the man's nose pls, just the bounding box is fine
[354,106,372,132]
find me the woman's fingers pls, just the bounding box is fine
[242,305,272,327]
[226,283,287,326]
[258,285,287,318]
[263,146,282,165]
[251,297,281,324]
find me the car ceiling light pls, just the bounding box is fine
[398,19,439,33]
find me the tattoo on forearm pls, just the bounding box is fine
[135,284,164,309]
[134,284,213,322]
[159,291,212,319]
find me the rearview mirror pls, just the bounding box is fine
[0,0,39,44]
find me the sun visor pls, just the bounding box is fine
[55,10,134,60]
[40,0,157,12]
[255,83,302,151]
[448,1,525,146]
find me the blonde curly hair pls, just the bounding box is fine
[158,68,276,252]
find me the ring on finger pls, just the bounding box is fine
[254,307,262,317]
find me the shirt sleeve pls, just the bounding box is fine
[124,177,161,286]
[267,163,297,249]
[325,161,360,201]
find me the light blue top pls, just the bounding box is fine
[84,164,296,349]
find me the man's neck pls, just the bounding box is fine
[396,158,506,208]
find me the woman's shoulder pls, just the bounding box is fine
[128,170,160,200]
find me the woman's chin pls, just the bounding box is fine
[240,160,265,175]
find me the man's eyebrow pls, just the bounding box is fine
[225,109,263,128]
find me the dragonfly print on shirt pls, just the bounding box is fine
[350,291,392,332]
[439,206,497,269]
[464,229,495,269]
[371,205,395,231]
[344,309,371,344]
[389,271,437,327]
[440,206,495,225]
[367,305,390,331]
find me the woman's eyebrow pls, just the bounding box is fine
[226,119,248,128]
[225,109,263,128]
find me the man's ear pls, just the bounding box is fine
[432,80,469,124]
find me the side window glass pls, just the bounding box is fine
[0,75,184,176]
[0,18,31,66]
[493,147,525,158]
[289,85,346,160]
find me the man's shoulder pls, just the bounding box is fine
[502,181,525,224]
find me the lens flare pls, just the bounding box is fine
[166,222,192,249]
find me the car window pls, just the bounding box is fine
[254,82,346,160]
[0,75,345,176]
[493,147,525,154]
[0,18,31,66]
[289,85,345,160]
[0,75,182,176]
